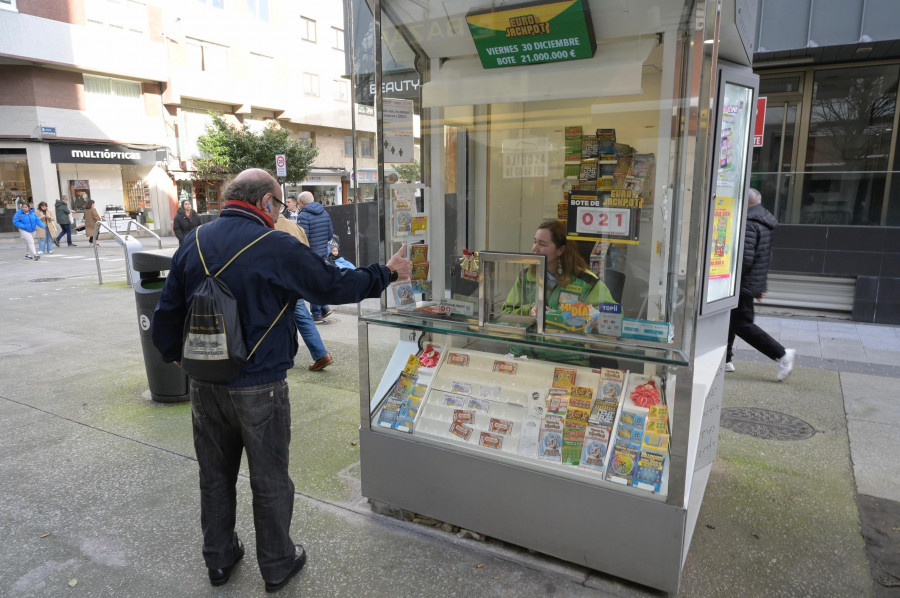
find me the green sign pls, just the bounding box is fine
[466,0,596,69]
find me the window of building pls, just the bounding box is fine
[85,0,146,34]
[250,52,275,81]
[303,73,319,97]
[83,75,142,113]
[333,79,349,102]
[247,0,268,21]
[359,137,374,157]
[802,64,899,225]
[185,38,229,73]
[0,0,18,11]
[300,16,316,42]
[344,135,354,156]
[332,27,344,51]
[0,150,30,233]
[180,103,225,161]
[299,130,315,144]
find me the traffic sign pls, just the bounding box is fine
[275,154,286,177]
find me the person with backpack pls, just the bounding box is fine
[150,168,409,593]
[296,191,334,322]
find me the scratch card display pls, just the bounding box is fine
[391,282,415,308]
[479,432,504,450]
[410,244,429,263]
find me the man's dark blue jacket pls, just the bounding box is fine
[151,200,391,387]
[297,201,333,258]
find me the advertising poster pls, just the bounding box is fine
[68,180,92,211]
[565,189,641,244]
[383,98,415,163]
[708,195,735,279]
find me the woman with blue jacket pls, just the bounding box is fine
[13,202,45,260]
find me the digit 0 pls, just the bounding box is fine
[582,212,593,225]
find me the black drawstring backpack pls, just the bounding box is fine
[180,227,289,383]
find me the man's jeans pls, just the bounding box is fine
[56,223,73,245]
[190,378,297,583]
[309,303,330,320]
[293,301,328,360]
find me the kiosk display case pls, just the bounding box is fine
[350,0,759,592]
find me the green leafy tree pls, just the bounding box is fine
[393,160,420,183]
[194,113,319,184]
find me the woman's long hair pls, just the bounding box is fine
[537,219,587,286]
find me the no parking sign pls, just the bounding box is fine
[275,154,286,177]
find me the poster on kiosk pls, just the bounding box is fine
[350,0,759,592]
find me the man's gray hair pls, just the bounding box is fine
[748,187,762,206]
[223,177,278,204]
[297,191,314,205]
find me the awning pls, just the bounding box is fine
[422,37,655,108]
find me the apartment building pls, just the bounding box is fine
[0,0,375,236]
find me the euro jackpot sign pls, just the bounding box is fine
[466,0,596,69]
[565,189,642,244]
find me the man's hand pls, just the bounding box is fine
[386,243,412,280]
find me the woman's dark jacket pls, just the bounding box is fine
[173,209,196,244]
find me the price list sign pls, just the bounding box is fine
[565,189,642,244]
[466,0,596,69]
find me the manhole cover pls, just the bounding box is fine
[720,407,816,441]
[29,278,64,283]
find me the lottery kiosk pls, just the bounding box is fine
[351,0,759,591]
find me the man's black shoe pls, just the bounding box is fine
[321,309,334,319]
[208,534,244,587]
[264,544,306,593]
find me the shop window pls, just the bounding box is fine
[185,38,229,73]
[85,0,146,34]
[332,26,344,51]
[333,79,349,102]
[0,0,17,12]
[301,16,316,42]
[247,0,267,21]
[801,64,899,225]
[0,151,30,233]
[344,135,354,156]
[84,75,142,113]
[303,73,320,97]
[360,137,373,157]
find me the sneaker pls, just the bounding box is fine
[33,254,41,261]
[321,309,334,319]
[25,254,33,260]
[776,349,796,381]
[313,317,325,324]
[725,362,735,372]
[37,250,43,255]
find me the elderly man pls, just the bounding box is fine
[726,187,796,381]
[296,191,334,322]
[151,168,409,593]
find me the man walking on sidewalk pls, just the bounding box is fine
[726,187,796,381]
[297,191,334,323]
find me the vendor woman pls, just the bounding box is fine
[504,220,617,325]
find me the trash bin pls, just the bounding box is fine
[131,248,189,403]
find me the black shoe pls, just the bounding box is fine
[264,545,306,593]
[68,243,78,246]
[208,534,244,587]
[321,309,334,319]
[53,237,60,247]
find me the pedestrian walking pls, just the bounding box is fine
[83,199,102,247]
[173,199,197,245]
[150,168,409,593]
[55,195,77,246]
[35,201,57,254]
[726,188,796,381]
[297,191,334,322]
[13,201,45,260]
[273,212,335,371]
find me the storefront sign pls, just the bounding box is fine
[466,0,596,69]
[565,189,641,244]
[50,143,160,165]
[355,69,421,106]
[753,97,766,147]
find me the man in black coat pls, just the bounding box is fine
[726,188,797,381]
